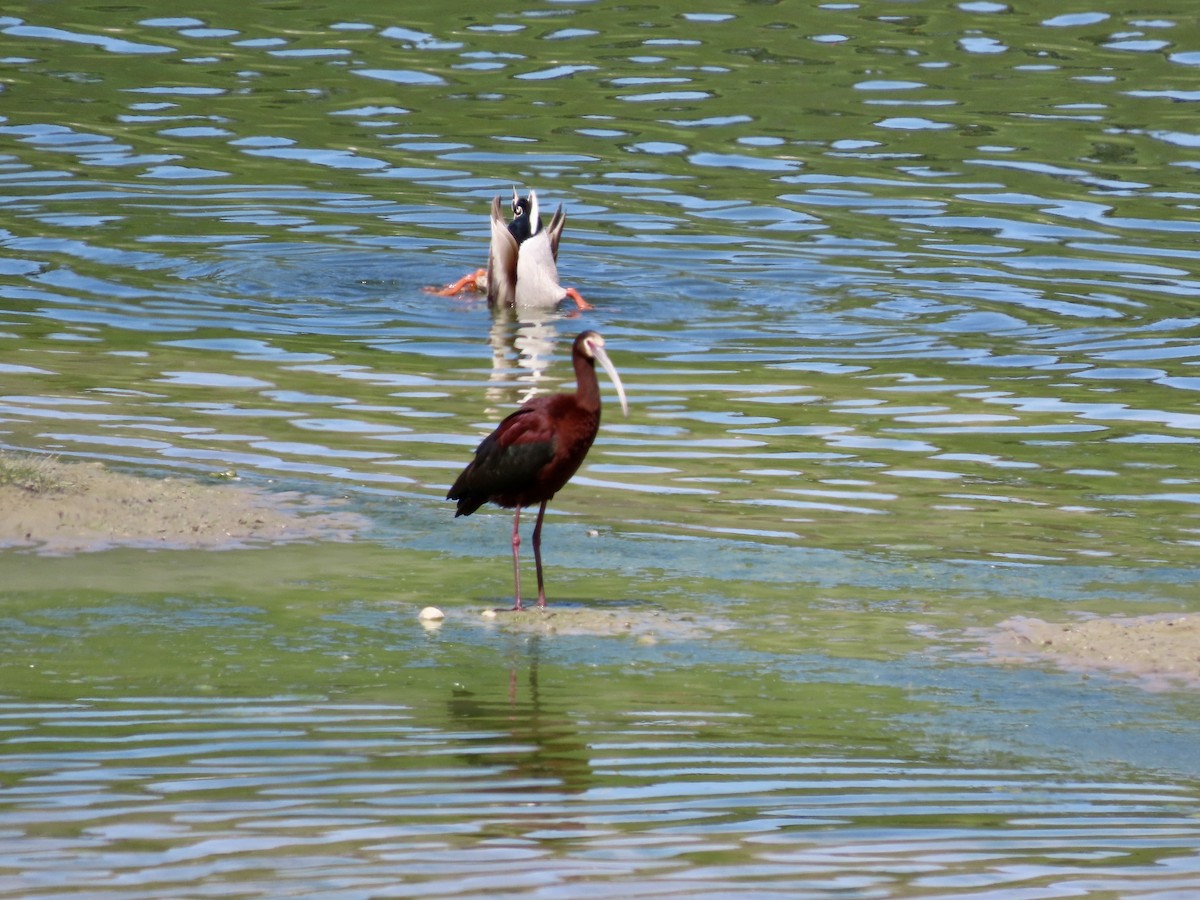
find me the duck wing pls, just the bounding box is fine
[546,204,566,262]
[487,194,520,307]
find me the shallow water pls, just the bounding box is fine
[3,2,1200,896]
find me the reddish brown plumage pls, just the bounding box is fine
[447,330,628,609]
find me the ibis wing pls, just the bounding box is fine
[481,407,557,486]
[546,204,565,261]
[448,407,556,515]
[487,195,519,307]
[493,403,556,447]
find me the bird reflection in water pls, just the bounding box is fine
[484,304,562,407]
[446,635,595,797]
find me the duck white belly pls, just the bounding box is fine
[514,232,565,306]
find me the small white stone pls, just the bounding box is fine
[587,529,600,537]
[480,608,498,619]
[418,606,445,621]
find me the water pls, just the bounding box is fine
[3,2,1200,896]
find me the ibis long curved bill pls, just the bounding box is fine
[587,337,628,418]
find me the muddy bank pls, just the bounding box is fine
[477,604,732,642]
[411,602,734,643]
[987,613,1200,691]
[1,453,364,554]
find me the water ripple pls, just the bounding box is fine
[1,698,1198,898]
[5,5,1200,893]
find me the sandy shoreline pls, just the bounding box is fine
[985,613,1200,691]
[4,455,1197,687]
[1,453,364,554]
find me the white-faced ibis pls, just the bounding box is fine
[448,330,628,609]
[428,188,592,310]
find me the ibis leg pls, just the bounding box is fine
[511,506,523,611]
[532,500,549,608]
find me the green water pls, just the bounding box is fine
[2,1,1200,896]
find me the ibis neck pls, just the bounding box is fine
[574,356,601,413]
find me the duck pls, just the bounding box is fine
[428,188,592,310]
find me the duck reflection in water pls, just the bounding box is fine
[428,187,592,311]
[485,305,561,407]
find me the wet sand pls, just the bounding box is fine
[479,604,732,642]
[1,453,364,554]
[412,602,734,643]
[987,613,1200,691]
[7,456,1196,677]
